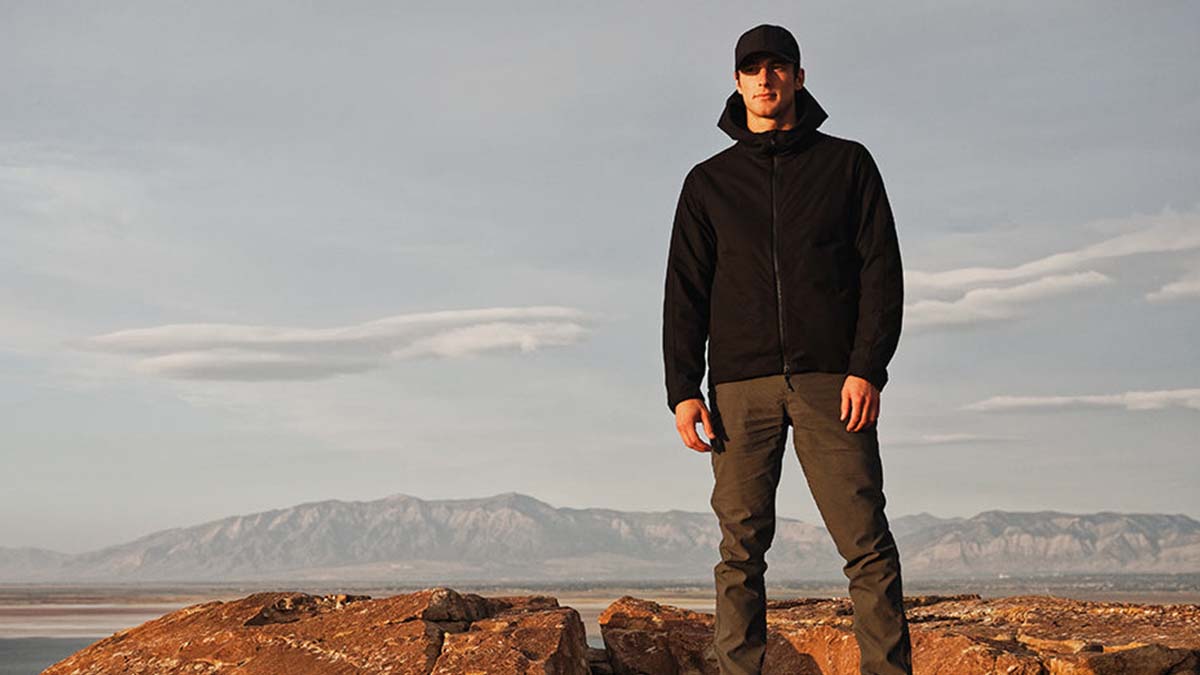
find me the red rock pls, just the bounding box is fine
[43,587,590,675]
[598,595,717,674]
[432,607,590,674]
[598,593,1200,675]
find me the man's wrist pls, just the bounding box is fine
[668,392,704,414]
[846,367,887,392]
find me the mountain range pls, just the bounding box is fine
[2,492,1197,583]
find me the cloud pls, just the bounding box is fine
[907,211,1200,294]
[1146,274,1200,303]
[890,432,1017,447]
[905,271,1111,330]
[963,388,1200,412]
[900,211,1200,331]
[72,306,591,381]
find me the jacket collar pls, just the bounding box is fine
[717,87,828,155]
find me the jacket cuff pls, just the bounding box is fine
[667,388,704,414]
[846,365,888,393]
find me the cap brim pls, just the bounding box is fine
[736,50,797,69]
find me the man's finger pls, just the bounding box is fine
[847,395,864,432]
[840,389,850,421]
[679,423,711,453]
[700,405,716,441]
[858,396,871,431]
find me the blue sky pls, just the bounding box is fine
[2,1,1198,553]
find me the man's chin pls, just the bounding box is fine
[749,104,783,119]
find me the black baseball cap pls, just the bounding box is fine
[735,24,801,70]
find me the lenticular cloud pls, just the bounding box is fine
[73,306,591,381]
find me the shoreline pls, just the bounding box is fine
[2,582,1198,641]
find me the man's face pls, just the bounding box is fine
[735,53,805,122]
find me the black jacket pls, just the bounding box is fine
[662,87,904,413]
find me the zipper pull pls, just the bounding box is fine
[784,366,794,391]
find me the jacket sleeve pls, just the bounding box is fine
[846,145,904,392]
[663,167,717,413]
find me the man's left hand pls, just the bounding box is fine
[840,375,880,432]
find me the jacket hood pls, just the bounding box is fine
[717,87,828,154]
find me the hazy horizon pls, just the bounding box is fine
[15,488,1200,556]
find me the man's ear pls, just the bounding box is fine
[794,67,806,90]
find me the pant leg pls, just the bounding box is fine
[708,374,790,675]
[785,372,913,675]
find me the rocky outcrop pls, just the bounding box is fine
[599,593,1200,675]
[42,588,1200,674]
[43,587,591,675]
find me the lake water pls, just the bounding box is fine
[0,637,97,675]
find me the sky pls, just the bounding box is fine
[2,1,1198,554]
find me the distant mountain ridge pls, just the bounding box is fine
[2,492,1197,583]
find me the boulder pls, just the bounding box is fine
[43,587,591,675]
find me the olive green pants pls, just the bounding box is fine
[708,372,912,675]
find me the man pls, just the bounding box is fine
[661,24,912,675]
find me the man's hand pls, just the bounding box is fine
[840,375,880,432]
[674,398,716,452]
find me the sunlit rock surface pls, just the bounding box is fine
[599,593,1200,675]
[43,587,591,675]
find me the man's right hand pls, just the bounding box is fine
[674,398,716,453]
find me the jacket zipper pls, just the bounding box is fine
[769,139,793,392]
